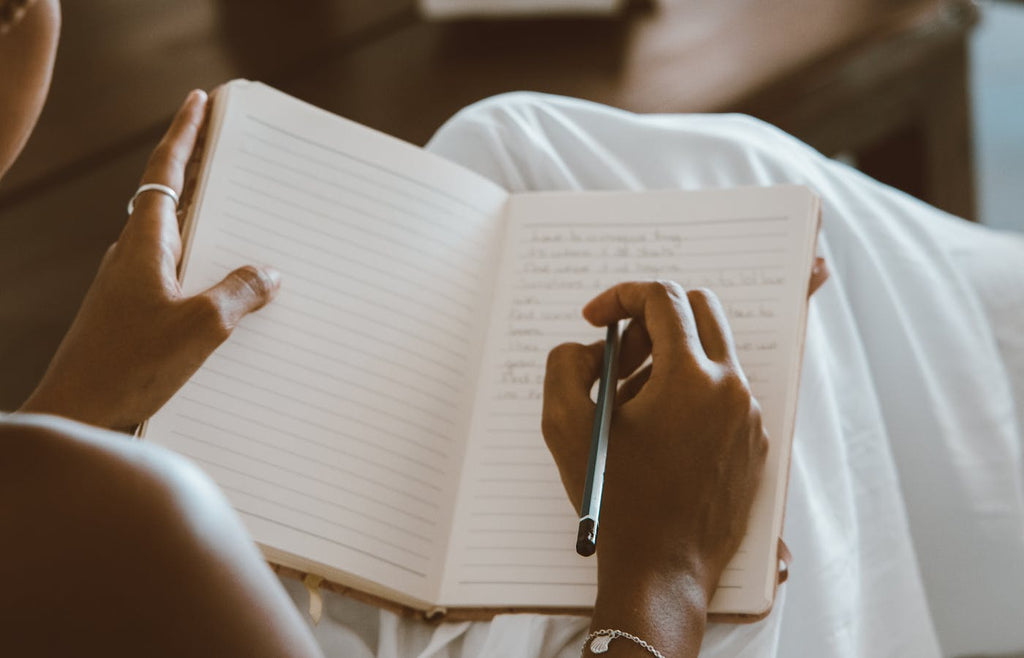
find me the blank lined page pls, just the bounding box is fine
[144,82,509,604]
[442,187,817,611]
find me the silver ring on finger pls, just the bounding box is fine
[127,183,179,216]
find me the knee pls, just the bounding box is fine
[429,93,823,191]
[428,91,604,190]
[436,91,555,136]
[436,92,809,157]
[426,91,555,164]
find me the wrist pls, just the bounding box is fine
[19,384,64,417]
[590,568,709,658]
[597,533,725,601]
[19,382,113,430]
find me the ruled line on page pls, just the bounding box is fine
[480,443,545,450]
[240,131,486,224]
[234,159,481,252]
[280,286,468,360]
[183,452,436,564]
[217,215,476,315]
[185,381,448,474]
[515,232,790,245]
[477,460,553,467]
[461,563,595,569]
[225,192,481,282]
[233,319,465,387]
[465,545,569,551]
[239,278,468,352]
[460,536,579,552]
[226,176,483,267]
[173,411,444,515]
[224,292,467,379]
[517,217,789,228]
[235,321,461,396]
[173,402,442,494]
[211,350,456,428]
[172,430,439,529]
[238,146,488,247]
[481,428,539,434]
[198,367,452,451]
[237,508,430,579]
[457,580,593,587]
[512,248,788,259]
[216,243,474,338]
[472,493,565,501]
[470,511,571,518]
[221,482,433,555]
[215,216,477,307]
[465,528,569,535]
[509,265,787,280]
[472,477,554,484]
[245,114,494,215]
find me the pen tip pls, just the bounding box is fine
[576,518,597,557]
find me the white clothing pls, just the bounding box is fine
[281,93,1024,658]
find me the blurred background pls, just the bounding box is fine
[971,1,1024,232]
[1,0,1021,410]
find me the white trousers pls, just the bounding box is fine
[282,93,1024,658]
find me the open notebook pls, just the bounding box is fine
[142,80,819,621]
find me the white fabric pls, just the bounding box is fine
[281,93,1024,658]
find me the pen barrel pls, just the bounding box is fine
[576,323,620,557]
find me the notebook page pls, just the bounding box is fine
[441,186,817,610]
[144,82,509,605]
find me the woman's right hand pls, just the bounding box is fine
[542,281,768,655]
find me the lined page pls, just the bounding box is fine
[442,187,817,610]
[145,82,509,605]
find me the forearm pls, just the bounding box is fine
[588,569,710,658]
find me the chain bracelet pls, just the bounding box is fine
[582,629,667,658]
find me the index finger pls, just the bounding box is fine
[123,90,208,238]
[582,281,705,366]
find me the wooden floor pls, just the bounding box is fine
[0,0,976,409]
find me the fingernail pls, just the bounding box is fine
[187,89,207,106]
[263,267,282,288]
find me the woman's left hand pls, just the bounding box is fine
[19,90,281,431]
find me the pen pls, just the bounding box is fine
[576,322,621,557]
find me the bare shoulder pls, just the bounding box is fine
[0,414,320,658]
[0,413,227,532]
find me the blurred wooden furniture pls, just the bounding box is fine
[0,0,979,409]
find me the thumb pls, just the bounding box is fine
[201,265,281,331]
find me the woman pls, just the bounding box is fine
[7,2,1024,657]
[1,2,775,657]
